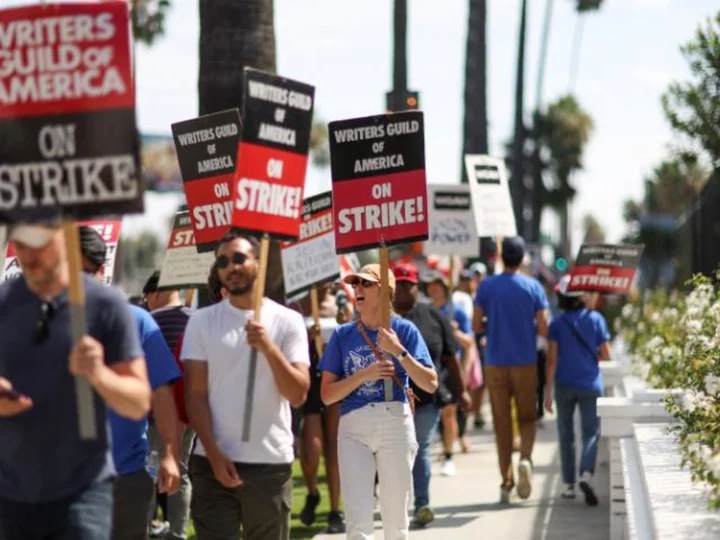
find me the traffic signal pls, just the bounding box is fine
[555,257,568,272]
[385,90,420,112]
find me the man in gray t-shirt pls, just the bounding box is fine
[0,221,151,540]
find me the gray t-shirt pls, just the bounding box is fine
[0,274,143,503]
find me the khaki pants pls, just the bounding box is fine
[485,364,538,490]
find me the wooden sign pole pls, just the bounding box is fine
[241,234,270,442]
[378,245,393,401]
[184,289,195,308]
[496,235,504,272]
[309,287,324,357]
[448,256,456,291]
[63,221,97,440]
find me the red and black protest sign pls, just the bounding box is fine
[0,2,142,223]
[231,68,315,241]
[329,111,428,254]
[568,244,645,294]
[171,109,242,252]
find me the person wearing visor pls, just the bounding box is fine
[78,226,182,540]
[0,220,151,540]
[545,276,610,506]
[182,232,310,540]
[319,264,437,540]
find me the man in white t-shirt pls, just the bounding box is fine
[182,232,311,540]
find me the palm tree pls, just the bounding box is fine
[535,94,594,258]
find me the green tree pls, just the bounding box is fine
[130,0,172,45]
[535,94,594,257]
[662,12,720,168]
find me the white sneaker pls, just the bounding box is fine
[561,484,576,499]
[579,471,599,506]
[440,459,456,477]
[500,486,512,504]
[517,459,533,500]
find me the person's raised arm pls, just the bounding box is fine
[378,325,438,394]
[544,339,558,414]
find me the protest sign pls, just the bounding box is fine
[425,184,479,257]
[281,192,339,299]
[464,155,516,238]
[157,210,215,290]
[329,111,428,254]
[231,68,315,241]
[3,219,121,284]
[171,109,242,252]
[0,2,142,223]
[568,244,644,294]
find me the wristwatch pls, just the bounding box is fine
[396,349,409,361]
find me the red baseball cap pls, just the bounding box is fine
[392,263,419,284]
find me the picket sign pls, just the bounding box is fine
[568,244,645,295]
[329,110,429,401]
[157,210,215,291]
[0,2,142,439]
[425,184,479,257]
[230,68,315,442]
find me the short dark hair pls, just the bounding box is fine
[78,226,107,272]
[502,252,524,269]
[559,294,586,311]
[143,270,161,294]
[214,232,260,259]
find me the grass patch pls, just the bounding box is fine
[185,460,332,540]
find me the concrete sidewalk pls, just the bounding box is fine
[314,412,610,539]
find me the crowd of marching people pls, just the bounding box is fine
[0,220,611,540]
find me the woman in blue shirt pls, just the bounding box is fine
[319,264,438,540]
[544,276,611,506]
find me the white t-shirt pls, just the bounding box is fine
[452,290,475,320]
[181,298,310,464]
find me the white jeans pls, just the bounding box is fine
[338,402,418,540]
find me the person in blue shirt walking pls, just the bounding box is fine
[424,270,473,475]
[473,237,550,503]
[79,226,182,540]
[319,264,438,540]
[544,276,611,506]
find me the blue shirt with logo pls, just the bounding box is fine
[0,275,143,503]
[475,272,548,367]
[548,308,610,395]
[319,317,433,416]
[109,305,181,475]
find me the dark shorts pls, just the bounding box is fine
[303,361,325,416]
[0,479,113,540]
[189,455,292,540]
[111,469,154,540]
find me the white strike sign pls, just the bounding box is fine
[281,192,340,299]
[464,154,517,238]
[426,184,479,256]
[158,210,215,290]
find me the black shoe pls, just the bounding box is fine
[300,491,320,526]
[326,511,346,534]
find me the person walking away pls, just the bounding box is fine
[544,276,610,506]
[78,227,182,540]
[182,232,311,540]
[142,271,195,539]
[425,271,474,470]
[473,237,549,503]
[289,284,346,534]
[392,263,465,528]
[0,220,151,540]
[319,264,438,540]
[463,263,489,428]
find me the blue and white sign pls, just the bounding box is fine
[464,154,517,238]
[425,184,479,257]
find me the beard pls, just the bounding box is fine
[222,270,256,296]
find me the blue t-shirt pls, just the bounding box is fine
[548,308,610,394]
[0,275,143,503]
[475,272,548,367]
[439,303,472,336]
[109,305,181,475]
[318,317,434,416]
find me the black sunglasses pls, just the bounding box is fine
[35,302,56,343]
[215,252,249,269]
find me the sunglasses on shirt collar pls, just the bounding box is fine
[35,301,56,343]
[215,252,249,269]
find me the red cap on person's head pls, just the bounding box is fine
[392,263,419,284]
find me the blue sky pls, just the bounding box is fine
[6,0,718,248]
